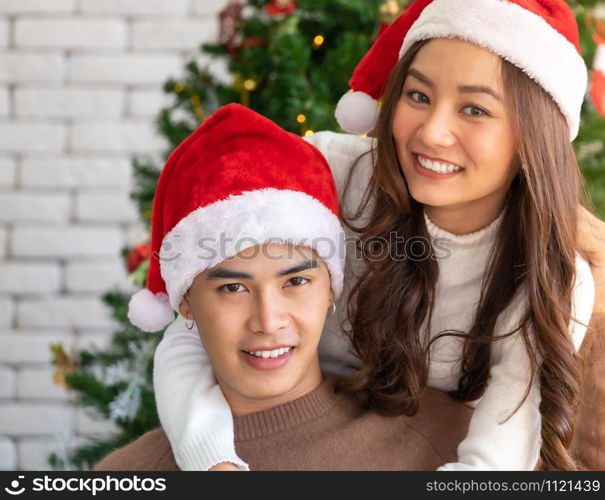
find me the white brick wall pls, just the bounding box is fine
[0,262,62,294]
[127,89,170,118]
[11,226,123,258]
[65,260,134,293]
[69,55,182,85]
[0,192,71,223]
[15,19,128,50]
[0,1,76,15]
[0,123,66,153]
[0,158,16,186]
[69,121,164,153]
[0,88,9,117]
[20,157,132,189]
[80,0,190,16]
[0,53,64,83]
[0,20,9,48]
[0,437,17,470]
[0,0,229,470]
[132,20,216,50]
[15,88,125,119]
[0,366,16,398]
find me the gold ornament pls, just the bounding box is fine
[190,95,207,123]
[51,343,78,390]
[379,0,409,23]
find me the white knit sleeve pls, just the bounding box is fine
[438,254,595,471]
[153,315,249,471]
[304,131,373,374]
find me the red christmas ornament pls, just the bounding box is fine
[266,0,296,16]
[589,15,605,117]
[219,1,244,57]
[592,45,605,117]
[126,243,151,273]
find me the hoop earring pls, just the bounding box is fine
[185,317,195,331]
[329,303,336,316]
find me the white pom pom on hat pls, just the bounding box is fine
[127,289,174,333]
[335,91,380,135]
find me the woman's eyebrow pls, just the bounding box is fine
[277,260,319,277]
[408,68,502,101]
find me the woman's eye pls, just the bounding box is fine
[407,90,430,104]
[286,277,309,287]
[221,283,245,293]
[463,105,489,117]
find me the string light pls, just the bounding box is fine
[296,114,306,123]
[313,35,325,48]
[244,79,258,91]
[304,130,314,136]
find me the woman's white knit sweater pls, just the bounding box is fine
[153,131,595,471]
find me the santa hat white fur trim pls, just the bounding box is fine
[335,91,380,135]
[159,188,346,311]
[127,289,174,333]
[400,0,587,140]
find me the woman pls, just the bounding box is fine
[147,0,603,471]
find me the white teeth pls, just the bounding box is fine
[247,347,292,358]
[417,155,462,174]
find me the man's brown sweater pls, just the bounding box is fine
[95,377,472,471]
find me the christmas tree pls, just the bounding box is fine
[49,0,605,470]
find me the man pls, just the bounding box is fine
[95,104,474,471]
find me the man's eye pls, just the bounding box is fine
[287,277,309,287]
[221,283,245,293]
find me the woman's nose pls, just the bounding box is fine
[417,107,457,149]
[247,292,290,335]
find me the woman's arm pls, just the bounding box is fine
[577,207,605,318]
[572,207,605,469]
[153,315,249,471]
[438,255,595,471]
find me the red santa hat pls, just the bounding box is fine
[128,104,345,332]
[335,0,587,140]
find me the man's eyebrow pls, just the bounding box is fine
[408,68,502,101]
[206,268,253,280]
[277,260,319,277]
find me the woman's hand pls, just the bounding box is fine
[577,206,605,317]
[209,462,241,471]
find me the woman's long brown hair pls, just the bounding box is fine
[336,40,592,470]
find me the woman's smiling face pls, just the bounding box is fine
[392,38,517,227]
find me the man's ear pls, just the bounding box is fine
[178,292,192,319]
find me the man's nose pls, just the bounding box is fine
[247,291,290,335]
